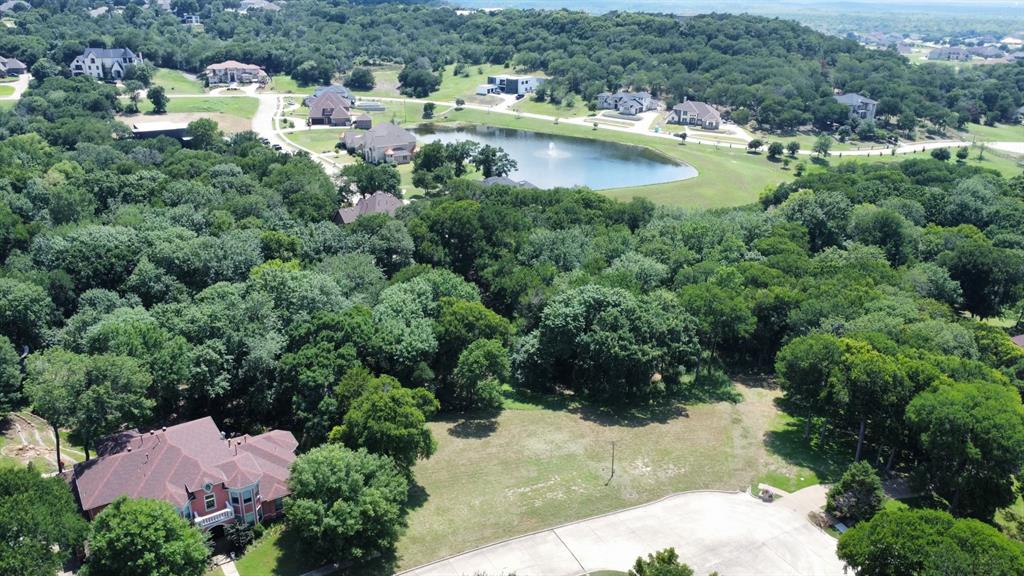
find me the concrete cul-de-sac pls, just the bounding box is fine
[400,489,846,576]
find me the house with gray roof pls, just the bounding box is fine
[332,191,404,224]
[239,0,280,12]
[70,47,143,80]
[0,0,29,14]
[834,92,878,122]
[481,176,537,189]
[0,55,26,76]
[928,47,972,61]
[303,84,354,106]
[596,91,660,116]
[669,100,722,130]
[70,417,297,529]
[342,123,417,164]
[307,92,352,126]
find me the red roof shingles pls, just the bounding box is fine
[1012,334,1024,348]
[72,417,297,513]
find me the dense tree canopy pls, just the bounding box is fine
[0,466,87,576]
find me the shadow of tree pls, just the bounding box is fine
[446,418,499,439]
[763,418,850,485]
[569,402,690,428]
[406,481,430,510]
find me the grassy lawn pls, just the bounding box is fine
[511,95,591,119]
[137,96,259,119]
[833,147,1023,178]
[0,85,13,97]
[283,128,346,153]
[0,101,14,111]
[266,74,316,95]
[958,122,1024,142]
[153,68,205,95]
[350,66,402,98]
[362,99,429,127]
[431,107,791,209]
[235,525,331,576]
[398,383,808,569]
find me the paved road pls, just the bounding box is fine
[0,73,29,101]
[399,490,845,576]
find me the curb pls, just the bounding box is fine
[395,488,745,575]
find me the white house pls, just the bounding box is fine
[486,74,543,96]
[70,48,143,80]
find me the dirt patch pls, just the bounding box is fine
[117,112,252,134]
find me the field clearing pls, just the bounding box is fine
[430,63,509,102]
[119,111,252,134]
[350,67,402,98]
[284,128,346,153]
[511,95,590,119]
[832,147,1023,178]
[0,85,13,97]
[0,412,86,473]
[153,68,205,94]
[958,122,1024,142]
[397,383,820,569]
[433,108,791,209]
[137,96,259,119]
[266,75,316,95]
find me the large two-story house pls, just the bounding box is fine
[596,91,660,115]
[307,92,353,126]
[202,60,268,85]
[342,123,417,164]
[668,99,722,130]
[70,48,143,80]
[69,417,297,531]
[834,92,878,122]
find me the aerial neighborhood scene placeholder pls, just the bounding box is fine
[0,1,1023,576]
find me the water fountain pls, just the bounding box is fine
[537,140,570,159]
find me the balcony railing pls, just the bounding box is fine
[194,507,234,529]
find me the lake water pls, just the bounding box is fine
[413,124,696,190]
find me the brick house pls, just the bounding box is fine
[69,417,297,531]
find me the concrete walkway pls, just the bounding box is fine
[399,490,845,576]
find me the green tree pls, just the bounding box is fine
[813,133,832,157]
[956,146,970,161]
[825,461,884,524]
[846,205,915,266]
[451,339,509,411]
[471,144,518,178]
[422,102,436,119]
[0,466,88,576]
[30,58,62,82]
[347,67,375,91]
[0,278,54,348]
[837,508,1024,576]
[931,147,952,161]
[331,376,439,469]
[775,333,844,438]
[286,445,409,562]
[629,547,694,576]
[0,336,19,416]
[340,162,401,197]
[786,141,801,156]
[186,118,222,151]
[147,85,168,114]
[747,138,764,152]
[82,497,209,576]
[906,381,1024,520]
[767,141,784,159]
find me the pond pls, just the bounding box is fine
[413,124,697,190]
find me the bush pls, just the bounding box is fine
[930,147,951,162]
[825,461,883,524]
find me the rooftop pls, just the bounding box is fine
[335,191,404,224]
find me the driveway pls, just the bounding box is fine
[0,73,30,101]
[399,490,845,576]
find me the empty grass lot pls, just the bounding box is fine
[137,96,259,119]
[433,107,790,209]
[266,75,316,95]
[153,68,205,94]
[284,128,346,153]
[0,85,13,97]
[349,67,402,98]
[958,122,1024,142]
[396,383,821,570]
[511,95,591,119]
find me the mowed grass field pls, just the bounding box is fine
[266,74,316,95]
[396,384,817,570]
[153,68,205,94]
[958,122,1024,142]
[512,95,591,118]
[433,107,790,209]
[284,128,346,153]
[349,66,402,98]
[0,84,13,97]
[137,96,259,119]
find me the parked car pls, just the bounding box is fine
[272,143,283,151]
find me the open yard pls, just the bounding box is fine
[137,96,259,119]
[0,84,13,97]
[283,128,346,153]
[0,412,86,474]
[511,96,591,119]
[266,75,316,95]
[349,66,402,98]
[153,68,205,95]
[396,383,823,570]
[958,122,1024,142]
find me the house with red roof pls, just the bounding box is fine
[69,417,297,531]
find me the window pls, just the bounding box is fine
[243,493,253,504]
[274,498,284,512]
[231,495,240,505]
[204,493,216,511]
